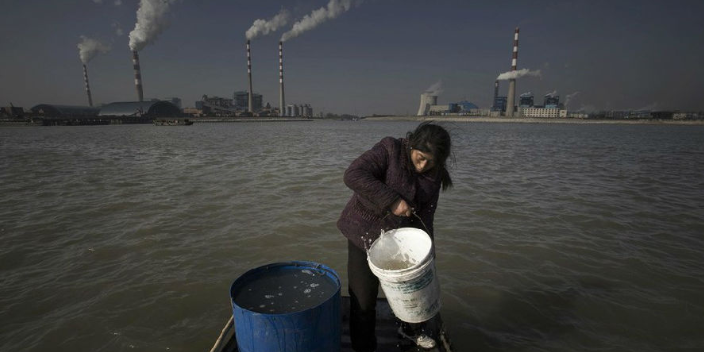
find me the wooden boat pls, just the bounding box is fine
[153,118,193,126]
[209,296,453,352]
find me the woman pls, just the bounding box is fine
[337,121,453,352]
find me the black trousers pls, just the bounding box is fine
[348,240,432,352]
[348,239,379,352]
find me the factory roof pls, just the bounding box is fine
[31,104,100,117]
[98,101,181,117]
[457,101,479,110]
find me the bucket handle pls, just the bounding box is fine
[382,209,430,234]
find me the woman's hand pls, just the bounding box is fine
[391,198,412,217]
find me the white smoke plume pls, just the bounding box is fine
[246,9,290,40]
[129,0,177,52]
[545,90,558,96]
[77,36,111,65]
[497,68,541,80]
[565,91,580,106]
[424,81,443,96]
[281,0,358,42]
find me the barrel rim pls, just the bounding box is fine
[230,260,341,316]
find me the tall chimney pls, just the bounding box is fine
[83,64,93,107]
[247,40,253,113]
[132,50,144,102]
[493,80,499,108]
[279,41,285,117]
[506,27,519,117]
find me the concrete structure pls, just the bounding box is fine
[279,41,285,116]
[506,27,520,117]
[246,40,253,113]
[132,51,144,102]
[82,64,93,107]
[417,93,438,116]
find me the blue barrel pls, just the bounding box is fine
[230,261,341,352]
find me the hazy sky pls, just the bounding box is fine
[1,0,703,115]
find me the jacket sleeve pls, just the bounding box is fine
[343,137,400,214]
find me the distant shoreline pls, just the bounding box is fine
[362,116,704,125]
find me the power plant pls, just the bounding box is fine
[82,65,93,107]
[132,51,144,102]
[506,27,519,117]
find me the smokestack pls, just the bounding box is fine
[82,64,93,107]
[493,80,499,103]
[132,50,144,102]
[247,40,253,113]
[506,27,519,117]
[279,41,285,117]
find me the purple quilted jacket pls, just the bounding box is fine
[337,137,442,250]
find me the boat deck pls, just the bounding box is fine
[210,296,453,352]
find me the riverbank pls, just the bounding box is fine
[363,116,704,125]
[192,117,313,123]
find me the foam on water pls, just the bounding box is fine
[232,268,337,314]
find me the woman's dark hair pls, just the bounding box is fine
[406,121,453,191]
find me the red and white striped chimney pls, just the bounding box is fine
[132,50,144,102]
[279,41,285,117]
[506,27,519,117]
[82,64,93,107]
[247,40,253,113]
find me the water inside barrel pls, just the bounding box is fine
[232,268,338,314]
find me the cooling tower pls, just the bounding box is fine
[82,64,93,107]
[279,41,285,117]
[247,40,253,113]
[506,27,519,117]
[132,51,144,102]
[417,93,437,116]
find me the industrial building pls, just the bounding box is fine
[519,92,534,107]
[31,104,100,117]
[544,94,560,108]
[423,100,481,116]
[491,81,507,112]
[284,104,313,117]
[98,101,181,117]
[233,91,262,111]
[519,107,567,118]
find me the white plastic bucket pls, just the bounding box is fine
[367,227,441,323]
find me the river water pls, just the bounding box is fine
[1,121,703,352]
